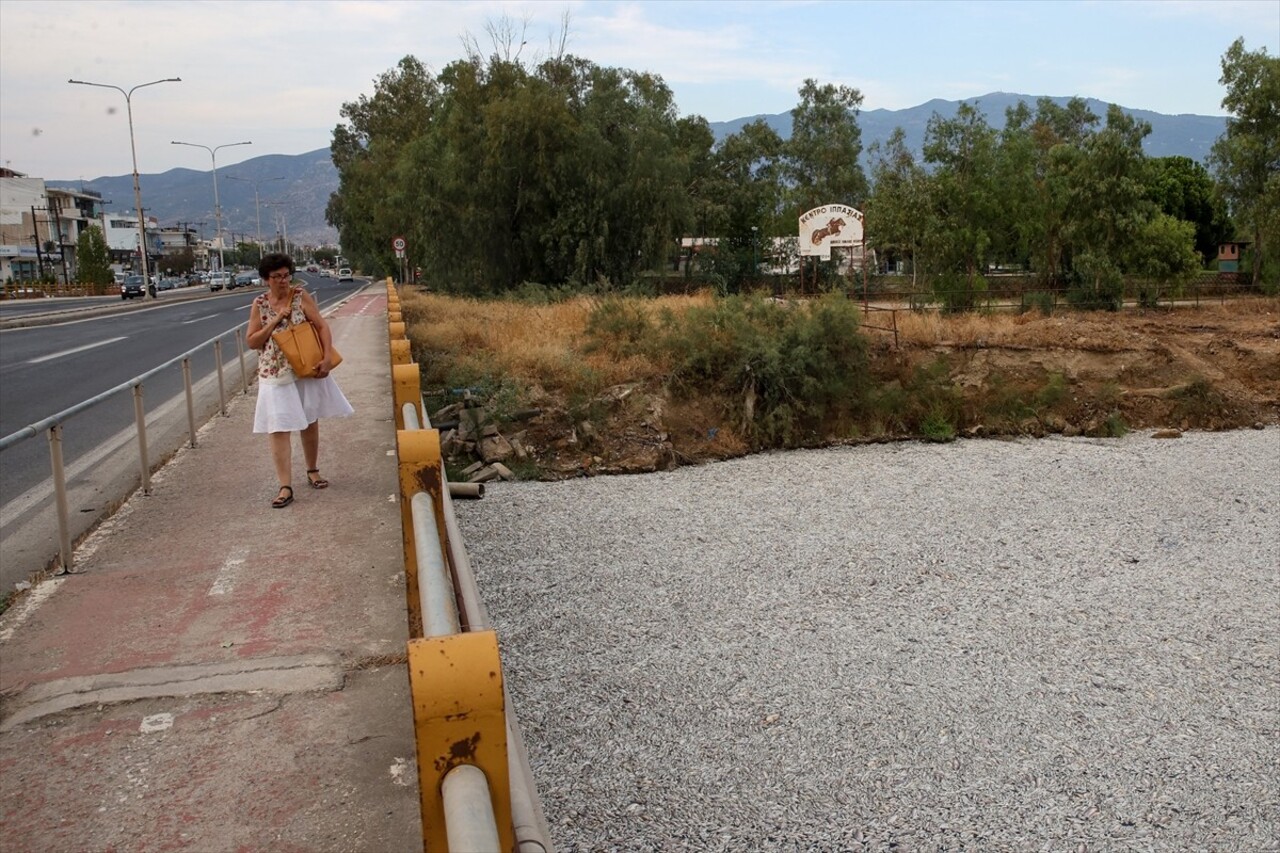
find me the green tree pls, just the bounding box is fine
[327,56,440,277]
[922,102,1001,309]
[1133,212,1202,306]
[75,225,113,293]
[786,79,869,211]
[1209,37,1280,288]
[866,128,933,286]
[1062,105,1155,309]
[1147,156,1232,263]
[699,119,786,291]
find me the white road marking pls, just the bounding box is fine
[140,713,174,733]
[182,313,225,324]
[208,548,249,596]
[0,577,66,642]
[27,336,127,364]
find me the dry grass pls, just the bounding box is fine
[400,291,717,392]
[400,287,1280,399]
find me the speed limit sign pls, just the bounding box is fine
[392,236,406,252]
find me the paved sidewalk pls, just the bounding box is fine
[0,290,423,851]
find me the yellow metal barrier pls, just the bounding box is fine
[388,277,543,852]
[407,630,514,852]
[393,363,423,430]
[391,339,412,366]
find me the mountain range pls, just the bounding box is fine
[49,93,1227,247]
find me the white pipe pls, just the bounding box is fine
[410,492,459,637]
[442,765,501,852]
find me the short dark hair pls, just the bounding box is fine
[258,253,295,280]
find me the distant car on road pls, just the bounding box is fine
[319,268,332,278]
[120,275,147,300]
[229,271,260,290]
[337,268,353,281]
[208,272,231,292]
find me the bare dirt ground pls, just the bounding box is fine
[446,299,1280,479]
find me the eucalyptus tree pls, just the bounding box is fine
[1021,97,1099,286]
[700,119,786,290]
[327,56,440,276]
[866,128,933,286]
[1061,105,1155,308]
[921,102,1001,309]
[785,79,869,212]
[1209,38,1280,288]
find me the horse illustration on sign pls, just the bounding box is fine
[810,217,848,246]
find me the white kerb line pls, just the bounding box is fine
[27,336,127,364]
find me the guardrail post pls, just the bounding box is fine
[182,358,197,448]
[47,424,74,573]
[236,328,249,393]
[132,384,152,495]
[393,363,422,431]
[396,428,442,633]
[390,339,412,369]
[407,629,514,853]
[214,339,227,416]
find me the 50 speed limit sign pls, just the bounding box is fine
[392,236,406,258]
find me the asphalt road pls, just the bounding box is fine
[0,272,361,590]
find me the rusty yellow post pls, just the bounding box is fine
[407,629,513,852]
[396,428,441,636]
[391,338,412,366]
[389,321,407,340]
[393,363,422,430]
[389,310,403,323]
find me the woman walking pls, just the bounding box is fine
[246,253,353,508]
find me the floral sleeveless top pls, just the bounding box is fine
[255,290,307,384]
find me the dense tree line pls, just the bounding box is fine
[327,36,1276,301]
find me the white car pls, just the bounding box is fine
[337,268,353,281]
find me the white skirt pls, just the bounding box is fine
[253,376,354,433]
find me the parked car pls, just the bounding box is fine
[337,268,353,281]
[319,268,332,278]
[155,277,177,291]
[230,271,260,290]
[208,272,231,292]
[121,275,147,300]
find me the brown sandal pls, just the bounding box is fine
[306,469,329,489]
[272,485,294,508]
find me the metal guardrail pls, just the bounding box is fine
[387,279,551,853]
[0,324,253,574]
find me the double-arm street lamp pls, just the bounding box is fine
[68,76,181,297]
[225,175,284,251]
[171,140,251,272]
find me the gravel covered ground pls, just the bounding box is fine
[456,429,1280,852]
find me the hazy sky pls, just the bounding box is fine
[1,0,1276,180]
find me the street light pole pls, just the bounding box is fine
[171,140,251,273]
[68,76,181,298]
[226,175,284,251]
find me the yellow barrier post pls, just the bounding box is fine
[390,338,412,366]
[396,428,441,637]
[389,321,407,340]
[407,630,514,852]
[393,363,423,430]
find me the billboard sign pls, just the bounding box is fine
[798,204,864,259]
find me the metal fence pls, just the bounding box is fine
[0,324,254,577]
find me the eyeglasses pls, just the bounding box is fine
[267,271,293,281]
